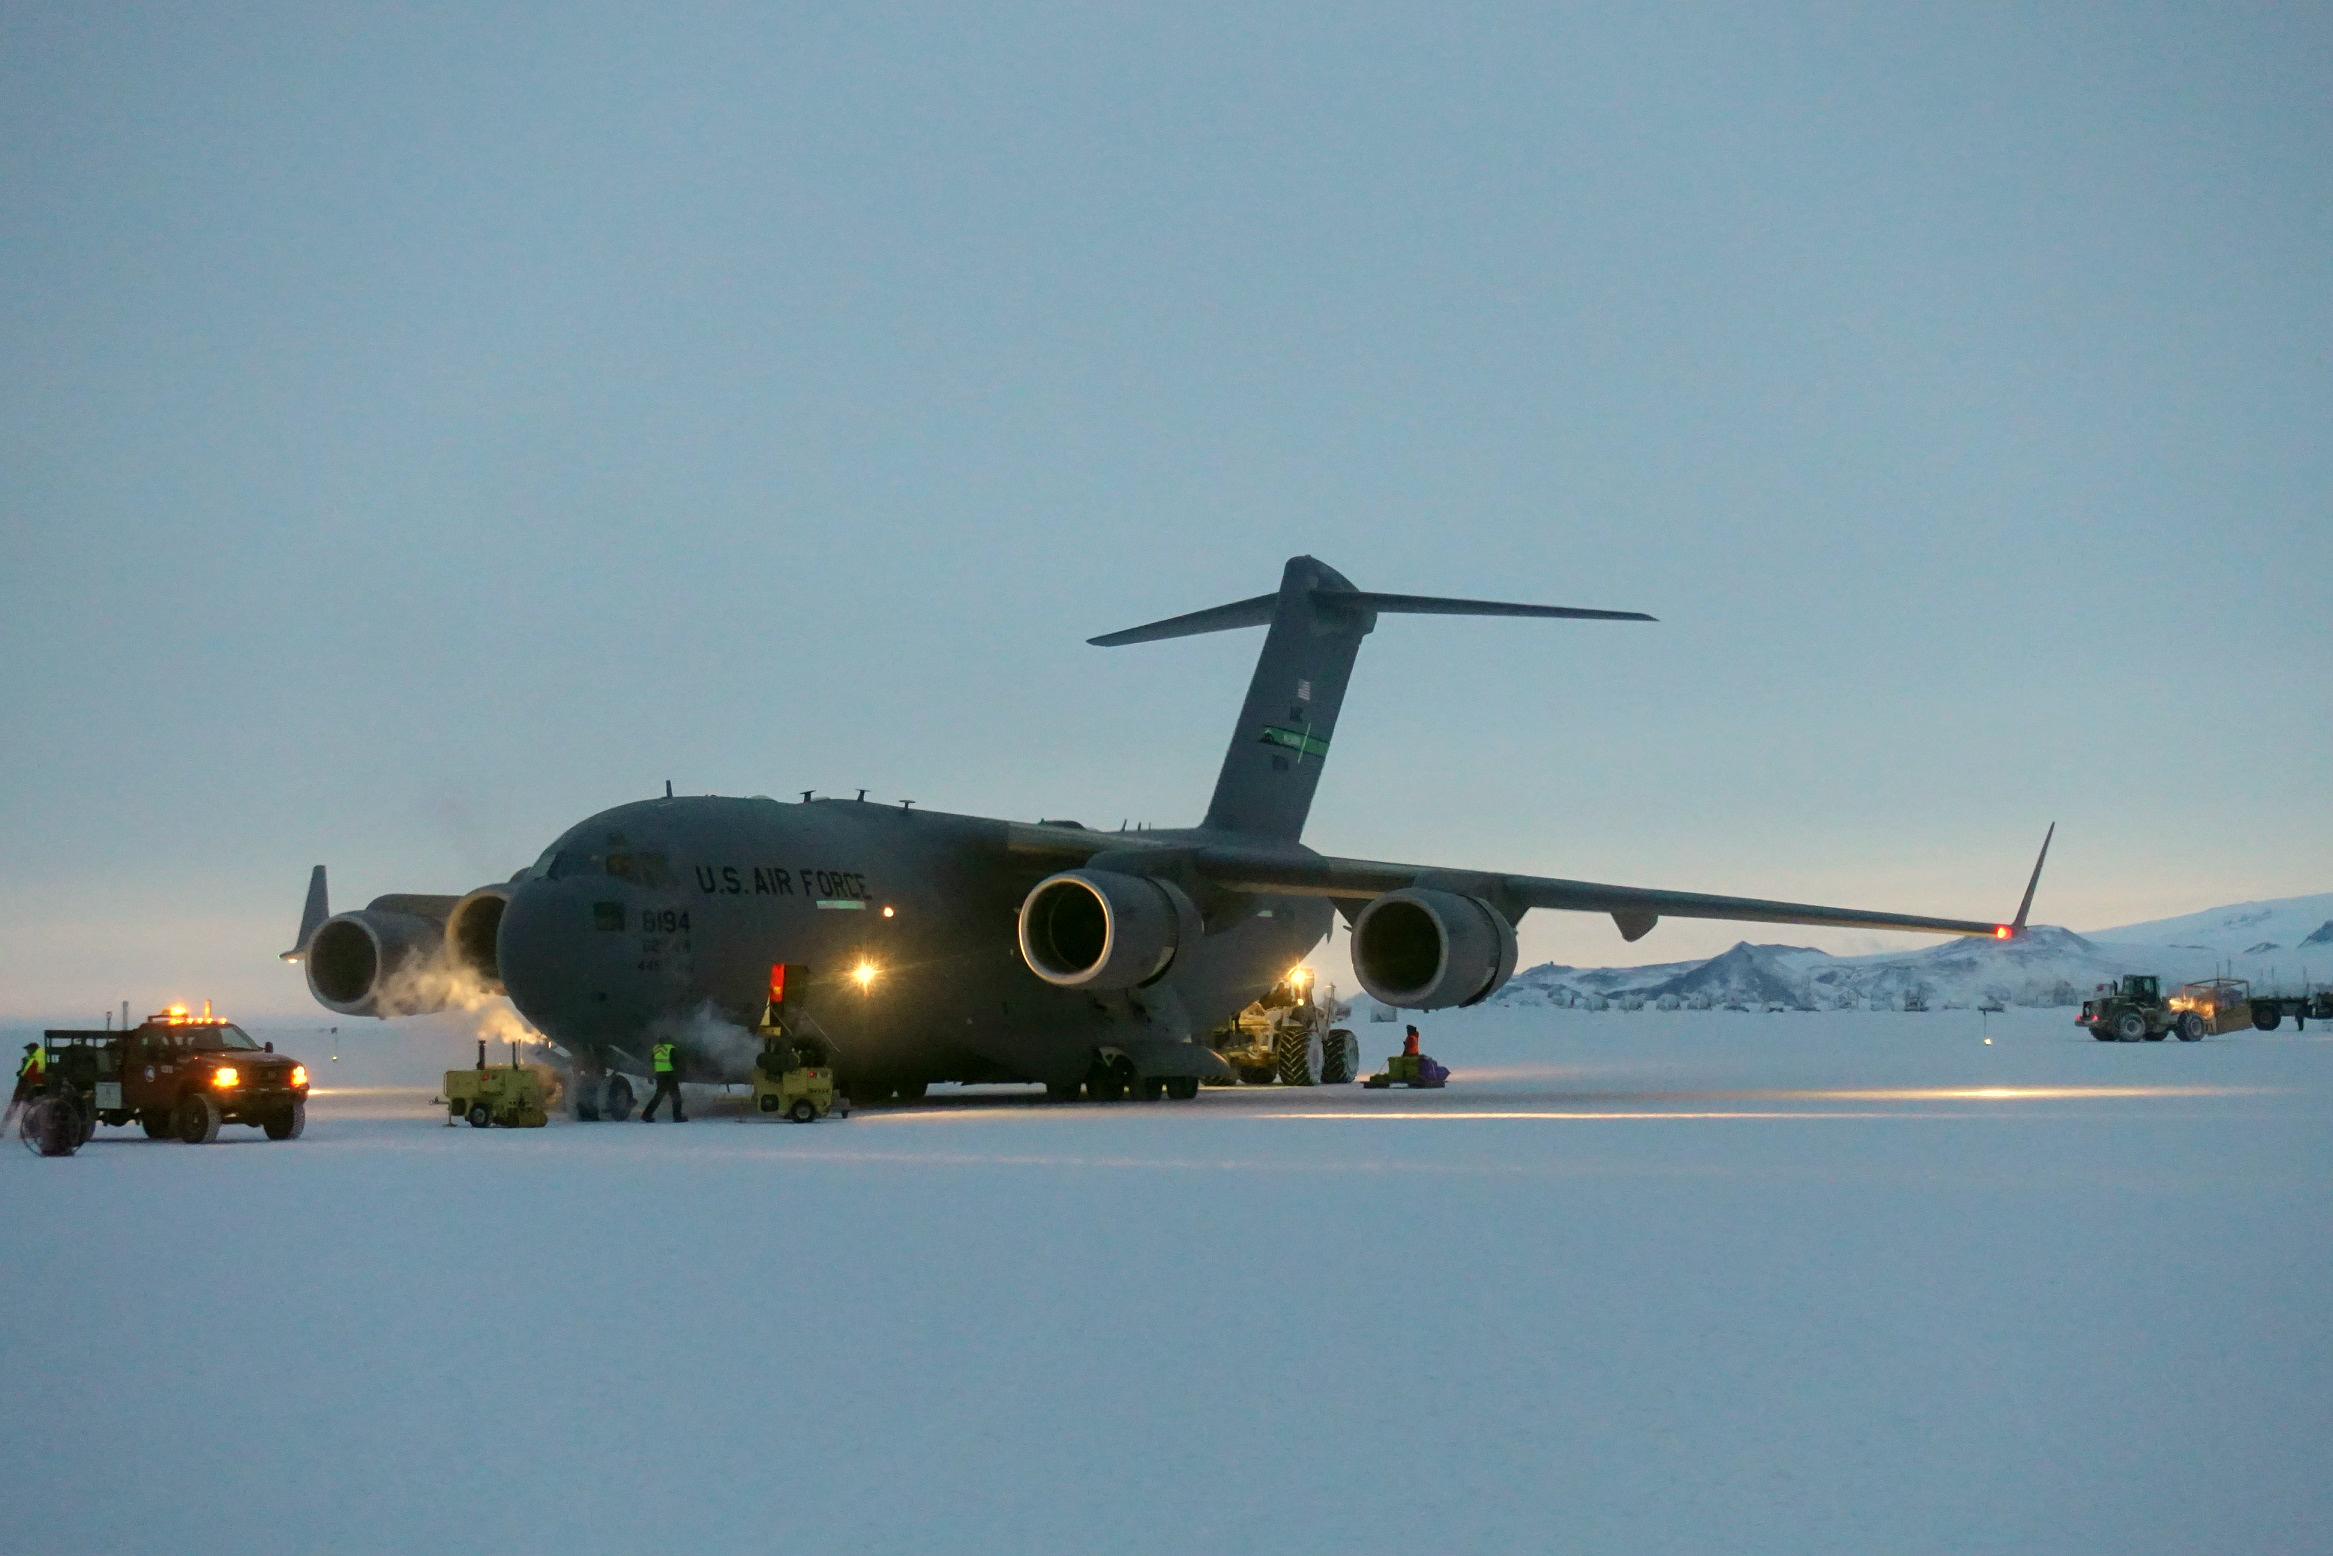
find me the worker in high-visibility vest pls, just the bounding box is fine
[640,1039,686,1122]
[6,1041,47,1125]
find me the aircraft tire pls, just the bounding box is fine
[176,1094,221,1145]
[1276,1027,1324,1087]
[1137,1077,1166,1102]
[603,1076,635,1121]
[2177,1013,2207,1042]
[264,1102,307,1140]
[1045,1081,1082,1103]
[1165,1076,1199,1101]
[898,1081,928,1101]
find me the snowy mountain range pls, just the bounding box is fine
[1486,892,2333,1013]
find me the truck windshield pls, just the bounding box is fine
[180,1025,260,1052]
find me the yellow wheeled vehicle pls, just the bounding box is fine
[750,1026,848,1123]
[444,1040,552,1128]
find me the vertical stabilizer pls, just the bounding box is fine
[1200,557,1372,840]
[1086,556,1652,844]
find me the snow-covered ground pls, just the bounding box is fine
[6,1004,2329,1555]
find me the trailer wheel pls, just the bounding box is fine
[2113,1012,2148,1043]
[1276,1027,1325,1087]
[175,1094,221,1145]
[264,1101,307,1140]
[2177,1012,2206,1042]
[467,1103,493,1128]
[2253,1006,2281,1032]
[788,1098,817,1124]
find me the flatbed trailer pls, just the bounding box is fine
[2244,990,2332,1032]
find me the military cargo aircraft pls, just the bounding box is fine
[285,556,2049,1112]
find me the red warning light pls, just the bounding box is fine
[1994,926,2012,940]
[769,964,787,1004]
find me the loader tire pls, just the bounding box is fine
[1276,1027,1324,1087]
[2177,1013,2206,1043]
[176,1093,221,1145]
[1321,1029,1359,1085]
[2113,1012,2147,1043]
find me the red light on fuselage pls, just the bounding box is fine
[769,964,787,1004]
[1994,926,2012,940]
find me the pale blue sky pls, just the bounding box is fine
[4,4,2327,1017]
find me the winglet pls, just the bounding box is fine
[2006,823,2054,936]
[281,865,329,962]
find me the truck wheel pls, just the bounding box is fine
[2254,1006,2281,1032]
[467,1103,493,1128]
[2113,1012,2147,1043]
[2177,1012,2206,1043]
[788,1098,817,1123]
[1166,1076,1200,1101]
[264,1102,307,1140]
[602,1076,635,1122]
[176,1094,221,1145]
[1321,1030,1360,1085]
[758,1093,782,1113]
[1275,1027,1324,1087]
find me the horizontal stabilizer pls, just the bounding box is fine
[1090,587,1651,646]
[1339,592,1654,624]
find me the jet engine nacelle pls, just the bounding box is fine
[306,910,449,1017]
[1352,887,1518,1010]
[1018,870,1202,991]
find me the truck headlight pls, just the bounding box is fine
[211,1066,239,1088]
[290,1065,308,1089]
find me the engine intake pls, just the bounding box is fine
[444,885,513,992]
[306,909,451,1018]
[1018,870,1201,990]
[1352,888,1518,1010]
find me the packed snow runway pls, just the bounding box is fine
[7,1007,2329,1555]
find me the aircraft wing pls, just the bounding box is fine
[1004,822,2052,942]
[1181,830,2052,943]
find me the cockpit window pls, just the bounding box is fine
[547,849,602,880]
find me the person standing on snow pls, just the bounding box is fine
[1402,1025,1421,1058]
[6,1040,47,1125]
[640,1038,687,1122]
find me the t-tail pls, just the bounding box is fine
[1089,555,1653,842]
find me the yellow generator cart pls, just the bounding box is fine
[444,1041,552,1127]
[2165,979,2253,1042]
[751,1029,848,1123]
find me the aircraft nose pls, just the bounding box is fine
[498,876,589,1034]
